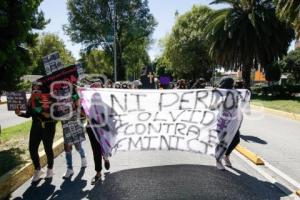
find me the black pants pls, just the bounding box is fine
[29,120,56,170]
[225,130,240,156]
[86,127,102,172]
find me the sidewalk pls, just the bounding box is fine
[10,138,289,200]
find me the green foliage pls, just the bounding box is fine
[30,33,76,75]
[0,0,48,93]
[276,0,300,37]
[162,5,213,80]
[156,66,166,77]
[252,84,300,97]
[64,0,157,80]
[265,62,282,82]
[124,39,151,80]
[278,48,300,83]
[203,0,294,88]
[16,80,32,92]
[152,54,171,70]
[155,66,172,77]
[79,49,113,77]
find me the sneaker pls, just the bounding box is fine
[91,174,101,185]
[224,156,232,167]
[32,170,44,182]
[81,157,87,168]
[45,168,54,179]
[216,159,225,170]
[104,160,110,170]
[63,168,74,179]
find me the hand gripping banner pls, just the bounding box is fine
[79,88,251,160]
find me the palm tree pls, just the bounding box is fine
[276,0,300,38]
[203,0,294,88]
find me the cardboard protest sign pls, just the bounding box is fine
[6,91,27,111]
[76,63,85,81]
[43,52,64,75]
[62,112,86,145]
[79,88,251,159]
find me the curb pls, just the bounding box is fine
[0,138,64,200]
[251,104,300,121]
[235,145,300,196]
[235,144,264,165]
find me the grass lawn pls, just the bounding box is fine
[251,96,300,114]
[0,121,63,177]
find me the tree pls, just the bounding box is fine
[203,0,294,88]
[30,33,76,75]
[79,49,113,77]
[279,48,300,83]
[265,62,282,82]
[123,38,151,80]
[0,0,48,93]
[162,6,213,80]
[276,0,300,37]
[64,0,156,81]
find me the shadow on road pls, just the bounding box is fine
[49,168,88,199]
[13,179,55,200]
[240,134,267,144]
[12,164,286,200]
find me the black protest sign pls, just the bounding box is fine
[37,64,79,93]
[43,52,64,75]
[62,113,86,144]
[6,91,27,111]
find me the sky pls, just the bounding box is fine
[38,0,227,60]
[38,0,295,61]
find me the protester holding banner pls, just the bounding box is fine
[191,78,206,89]
[15,81,57,182]
[84,82,111,185]
[176,79,187,89]
[61,91,87,179]
[216,77,243,170]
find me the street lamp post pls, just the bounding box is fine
[109,0,117,82]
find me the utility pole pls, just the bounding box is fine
[109,0,117,82]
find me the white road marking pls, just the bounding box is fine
[233,151,300,199]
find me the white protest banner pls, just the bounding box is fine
[78,88,251,160]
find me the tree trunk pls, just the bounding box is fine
[116,54,126,81]
[114,42,126,81]
[242,66,252,89]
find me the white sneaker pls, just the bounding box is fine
[63,169,74,179]
[45,168,54,179]
[224,156,232,167]
[216,160,225,170]
[81,157,87,168]
[32,170,44,182]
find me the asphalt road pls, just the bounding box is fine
[0,104,30,129]
[240,108,300,183]
[10,138,288,200]
[3,104,300,199]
